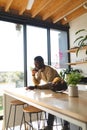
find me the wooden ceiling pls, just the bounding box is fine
[0,0,87,25]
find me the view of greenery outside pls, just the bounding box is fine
[0,72,24,87]
[0,71,24,115]
[0,21,24,116]
[0,96,3,115]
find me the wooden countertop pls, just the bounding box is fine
[4,87,87,123]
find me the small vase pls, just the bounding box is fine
[68,85,78,97]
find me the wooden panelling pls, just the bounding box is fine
[0,0,87,25]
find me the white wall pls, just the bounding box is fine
[69,13,87,77]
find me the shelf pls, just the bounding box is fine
[66,61,87,65]
[67,46,87,53]
[67,45,87,66]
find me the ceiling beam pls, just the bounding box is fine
[31,0,52,18]
[5,0,13,12]
[52,0,86,23]
[19,0,28,15]
[42,0,70,20]
[61,6,87,25]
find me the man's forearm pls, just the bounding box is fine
[32,76,40,85]
[36,83,52,89]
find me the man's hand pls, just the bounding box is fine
[32,68,38,76]
[26,86,35,90]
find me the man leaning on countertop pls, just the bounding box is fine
[26,56,70,130]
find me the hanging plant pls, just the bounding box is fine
[74,29,87,56]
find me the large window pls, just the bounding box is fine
[0,21,69,116]
[27,26,47,85]
[0,21,24,116]
[26,26,68,85]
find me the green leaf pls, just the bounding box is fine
[74,36,84,43]
[66,72,83,86]
[75,29,86,35]
[74,29,87,55]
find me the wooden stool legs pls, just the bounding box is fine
[6,100,26,130]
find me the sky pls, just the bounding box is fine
[0,21,24,71]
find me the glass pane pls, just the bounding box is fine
[0,21,24,116]
[27,26,47,85]
[50,29,68,72]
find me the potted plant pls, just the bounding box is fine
[66,72,83,97]
[59,68,81,80]
[74,29,87,56]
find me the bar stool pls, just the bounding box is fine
[21,105,47,130]
[6,99,26,130]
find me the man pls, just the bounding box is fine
[26,56,69,130]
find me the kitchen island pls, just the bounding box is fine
[3,87,87,130]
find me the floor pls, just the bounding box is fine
[0,119,62,130]
[0,118,82,130]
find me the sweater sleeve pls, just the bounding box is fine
[36,82,52,89]
[32,76,40,85]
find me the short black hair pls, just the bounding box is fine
[34,56,44,63]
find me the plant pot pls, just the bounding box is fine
[68,85,78,97]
